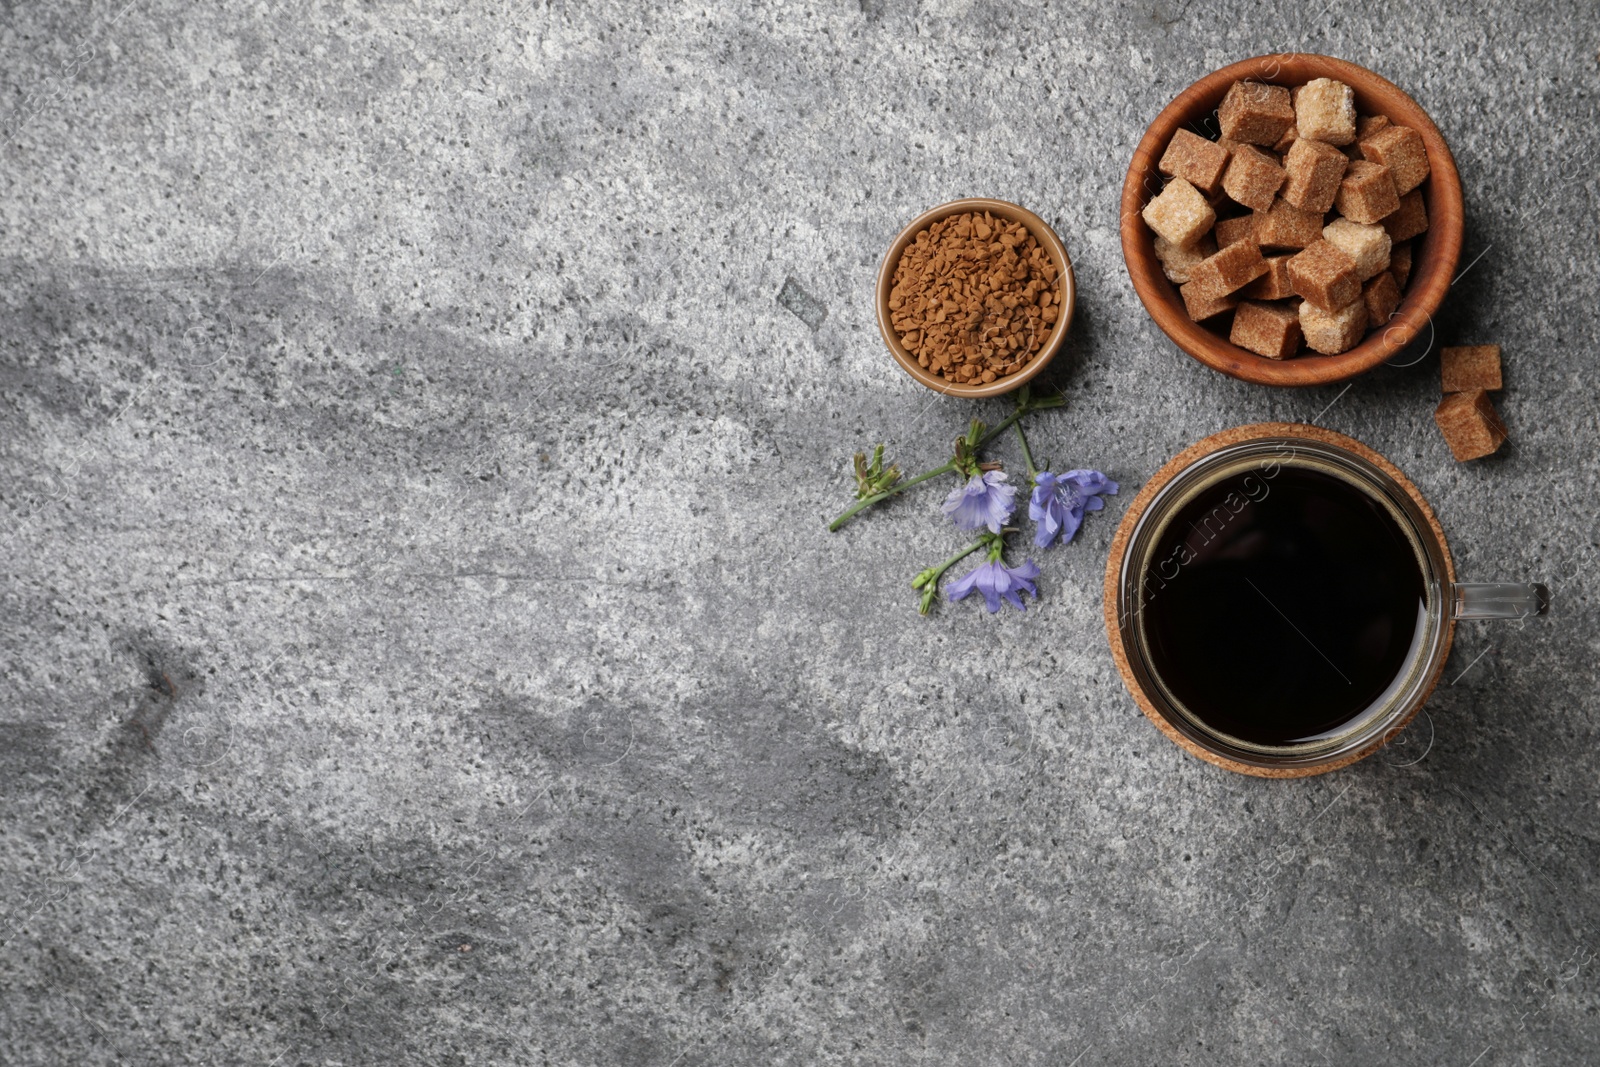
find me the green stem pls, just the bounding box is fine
[825,391,1064,532]
[1012,421,1040,483]
[913,538,990,615]
[916,539,988,584]
[974,398,1058,450]
[828,461,958,532]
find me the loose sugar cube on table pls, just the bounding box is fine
[1300,297,1368,355]
[1158,128,1231,196]
[1363,272,1401,327]
[1230,299,1304,359]
[1187,240,1268,299]
[1218,81,1296,146]
[1282,138,1349,213]
[1142,177,1216,248]
[1335,160,1402,224]
[1180,280,1240,322]
[1360,125,1430,195]
[1154,233,1217,285]
[1323,218,1391,281]
[1222,144,1288,212]
[1382,190,1429,242]
[1295,78,1357,145]
[1441,345,1503,392]
[1434,389,1507,461]
[1255,197,1324,250]
[1215,214,1257,249]
[1287,240,1361,312]
[1241,254,1295,299]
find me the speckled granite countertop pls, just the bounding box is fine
[2,1,1597,1063]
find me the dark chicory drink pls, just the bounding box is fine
[1136,463,1428,748]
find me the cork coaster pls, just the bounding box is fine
[1101,422,1457,778]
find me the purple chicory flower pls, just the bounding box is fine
[947,557,1041,613]
[941,470,1016,534]
[1029,469,1119,548]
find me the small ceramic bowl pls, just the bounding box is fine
[877,197,1076,399]
[1120,54,1464,387]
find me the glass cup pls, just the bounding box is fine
[1104,423,1547,778]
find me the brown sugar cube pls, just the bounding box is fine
[1142,177,1216,248]
[1222,144,1288,212]
[1345,115,1387,160]
[1440,345,1503,392]
[1360,125,1431,195]
[1180,280,1240,322]
[1241,254,1296,299]
[1282,138,1349,213]
[1382,189,1429,243]
[1287,239,1362,312]
[1218,81,1296,146]
[1231,299,1304,359]
[1300,297,1368,355]
[1254,197,1324,250]
[1323,218,1391,281]
[1187,240,1269,299]
[1434,389,1507,461]
[1356,114,1391,142]
[1294,77,1357,146]
[1335,160,1402,224]
[1273,125,1299,154]
[1389,242,1413,288]
[1216,136,1242,158]
[1215,214,1257,249]
[1159,128,1231,196]
[1154,233,1217,285]
[1363,271,1401,327]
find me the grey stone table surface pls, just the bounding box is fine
[1,1,1597,1064]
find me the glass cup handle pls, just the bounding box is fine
[1450,582,1550,620]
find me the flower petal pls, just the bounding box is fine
[942,477,986,531]
[999,560,1039,610]
[1057,505,1085,545]
[1064,469,1116,496]
[944,474,1016,533]
[976,563,1004,612]
[980,472,1017,533]
[946,561,984,601]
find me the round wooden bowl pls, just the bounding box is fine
[877,197,1076,399]
[1120,54,1464,387]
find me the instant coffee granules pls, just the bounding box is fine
[887,211,1061,385]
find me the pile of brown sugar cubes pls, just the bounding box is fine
[1434,344,1506,460]
[1141,77,1430,359]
